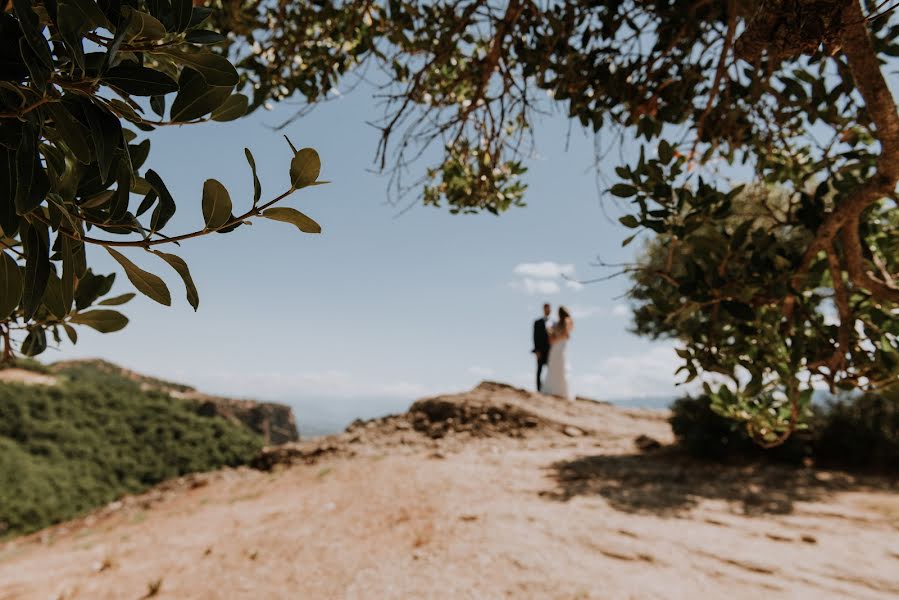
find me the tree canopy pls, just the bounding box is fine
[211,0,899,442]
[0,0,327,360]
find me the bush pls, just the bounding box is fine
[0,367,263,537]
[813,388,899,470]
[669,395,813,464]
[670,389,899,472]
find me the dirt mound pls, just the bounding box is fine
[407,393,544,439]
[253,382,598,470]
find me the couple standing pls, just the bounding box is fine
[532,303,574,399]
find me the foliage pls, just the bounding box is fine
[669,394,815,464]
[670,387,899,471]
[813,386,899,469]
[0,363,262,537]
[0,0,327,359]
[205,0,899,442]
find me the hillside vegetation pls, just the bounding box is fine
[0,362,263,538]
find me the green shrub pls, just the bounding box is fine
[670,389,899,472]
[669,395,814,465]
[813,388,899,470]
[0,368,262,537]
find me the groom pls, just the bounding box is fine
[532,303,551,391]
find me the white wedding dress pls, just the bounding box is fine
[543,338,572,400]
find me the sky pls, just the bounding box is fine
[49,82,691,416]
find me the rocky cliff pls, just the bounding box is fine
[51,359,299,445]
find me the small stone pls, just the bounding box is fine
[563,426,584,437]
[800,535,817,544]
[634,434,662,451]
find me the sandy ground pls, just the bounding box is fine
[1,383,897,600]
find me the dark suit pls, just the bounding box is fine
[532,317,550,391]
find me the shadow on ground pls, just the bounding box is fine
[542,450,891,517]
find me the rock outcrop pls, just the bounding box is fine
[51,359,299,444]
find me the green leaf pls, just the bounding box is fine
[730,220,753,250]
[62,323,78,344]
[43,272,68,319]
[289,148,321,189]
[152,251,199,311]
[61,236,75,315]
[658,139,674,164]
[13,0,52,70]
[98,292,136,306]
[105,247,172,306]
[103,64,179,96]
[81,100,122,184]
[610,184,638,198]
[21,327,46,356]
[58,0,110,29]
[201,179,232,230]
[0,251,23,320]
[150,95,166,118]
[621,233,637,247]
[170,68,232,122]
[70,309,129,333]
[15,126,50,216]
[245,148,262,205]
[619,215,640,229]
[122,7,168,41]
[46,104,93,164]
[211,94,249,122]
[262,207,322,234]
[0,148,19,236]
[21,223,50,320]
[171,0,193,32]
[18,38,49,93]
[160,49,239,86]
[185,30,227,45]
[145,169,176,232]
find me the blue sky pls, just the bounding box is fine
[50,84,687,408]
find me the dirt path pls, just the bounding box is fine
[1,383,897,599]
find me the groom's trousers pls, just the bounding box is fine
[536,352,548,392]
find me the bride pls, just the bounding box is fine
[543,306,574,400]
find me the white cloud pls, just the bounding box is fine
[612,304,630,317]
[569,305,606,319]
[513,261,576,279]
[511,261,582,296]
[513,278,562,295]
[573,345,699,400]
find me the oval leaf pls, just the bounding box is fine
[70,309,129,333]
[152,251,199,310]
[0,251,23,320]
[170,68,232,122]
[21,327,46,356]
[105,247,171,306]
[98,292,136,306]
[201,179,232,230]
[103,64,179,96]
[289,148,321,189]
[211,94,249,122]
[262,207,321,234]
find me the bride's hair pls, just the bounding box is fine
[555,306,572,334]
